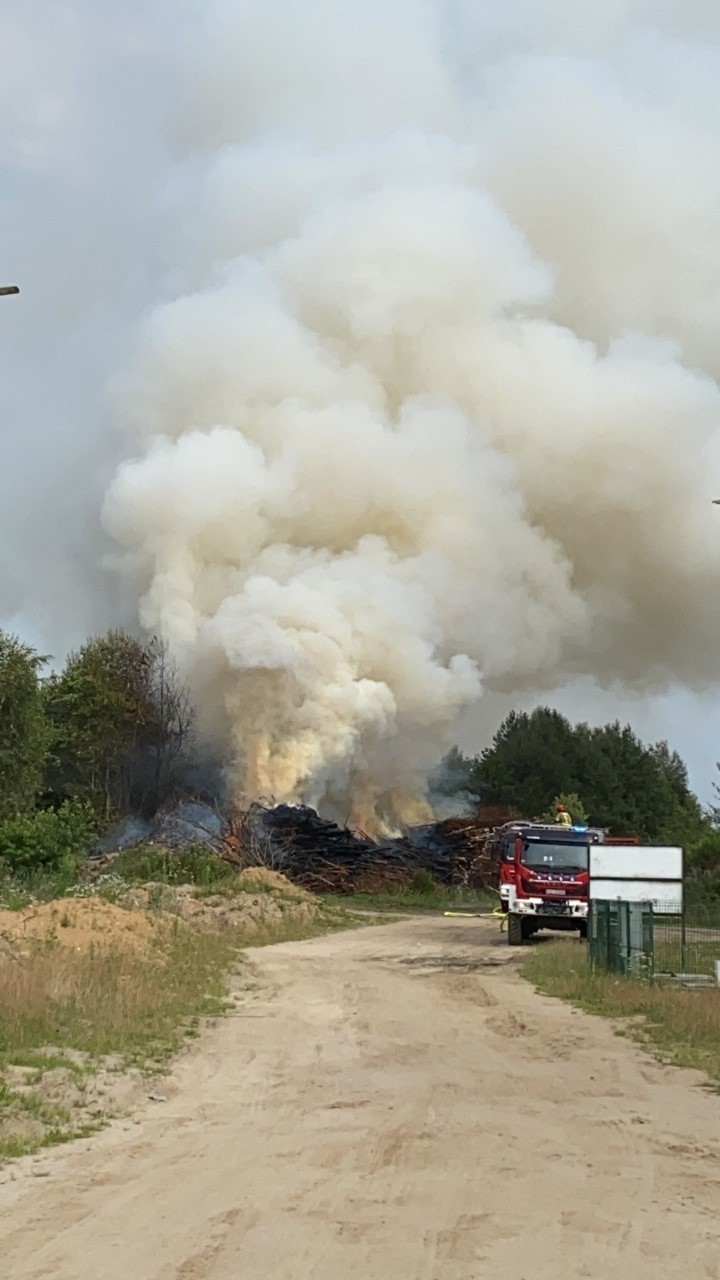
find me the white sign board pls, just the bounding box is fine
[590,846,682,880]
[589,845,683,914]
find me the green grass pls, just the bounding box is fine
[0,1048,108,1162]
[0,843,251,911]
[654,935,720,977]
[522,941,720,1086]
[326,886,494,914]
[193,872,308,904]
[106,843,236,889]
[650,913,720,977]
[0,1049,89,1076]
[0,862,82,910]
[0,1123,103,1163]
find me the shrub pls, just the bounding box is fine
[0,801,96,873]
[109,843,233,887]
[410,868,437,897]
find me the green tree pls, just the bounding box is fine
[581,722,687,838]
[429,746,479,798]
[542,792,589,825]
[475,707,701,841]
[44,630,151,819]
[650,740,693,805]
[0,630,48,818]
[473,708,580,816]
[45,631,193,820]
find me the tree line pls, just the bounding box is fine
[437,706,720,882]
[2,626,719,883]
[0,628,195,869]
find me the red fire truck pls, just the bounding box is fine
[489,821,638,945]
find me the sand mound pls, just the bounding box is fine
[0,869,319,959]
[0,899,165,955]
[235,867,310,897]
[118,882,317,933]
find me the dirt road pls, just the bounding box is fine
[1,917,719,1279]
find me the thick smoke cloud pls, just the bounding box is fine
[5,1,720,826]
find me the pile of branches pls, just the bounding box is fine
[406,805,513,889]
[92,796,514,896]
[251,804,422,892]
[241,801,513,894]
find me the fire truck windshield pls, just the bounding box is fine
[521,841,588,872]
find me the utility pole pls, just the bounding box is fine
[0,286,19,296]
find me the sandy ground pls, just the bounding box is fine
[0,916,719,1279]
[0,897,165,954]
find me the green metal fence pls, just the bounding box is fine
[589,900,655,977]
[589,899,720,983]
[652,902,720,981]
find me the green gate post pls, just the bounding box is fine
[640,903,654,980]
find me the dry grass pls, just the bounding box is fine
[0,923,237,1162]
[0,925,234,1066]
[0,896,354,1162]
[522,942,720,1086]
[0,907,351,1068]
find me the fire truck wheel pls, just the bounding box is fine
[578,921,588,940]
[507,913,524,946]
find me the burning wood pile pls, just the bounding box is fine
[93,797,512,896]
[250,804,422,892]
[245,802,512,895]
[418,807,510,889]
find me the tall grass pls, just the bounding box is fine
[523,942,720,1085]
[0,900,353,1161]
[107,843,235,889]
[0,925,237,1068]
[0,859,83,910]
[0,907,353,1068]
[0,923,240,1161]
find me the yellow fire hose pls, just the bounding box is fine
[493,905,508,931]
[442,905,508,931]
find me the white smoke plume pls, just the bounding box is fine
[6,1,720,827]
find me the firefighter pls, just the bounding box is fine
[555,803,572,827]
